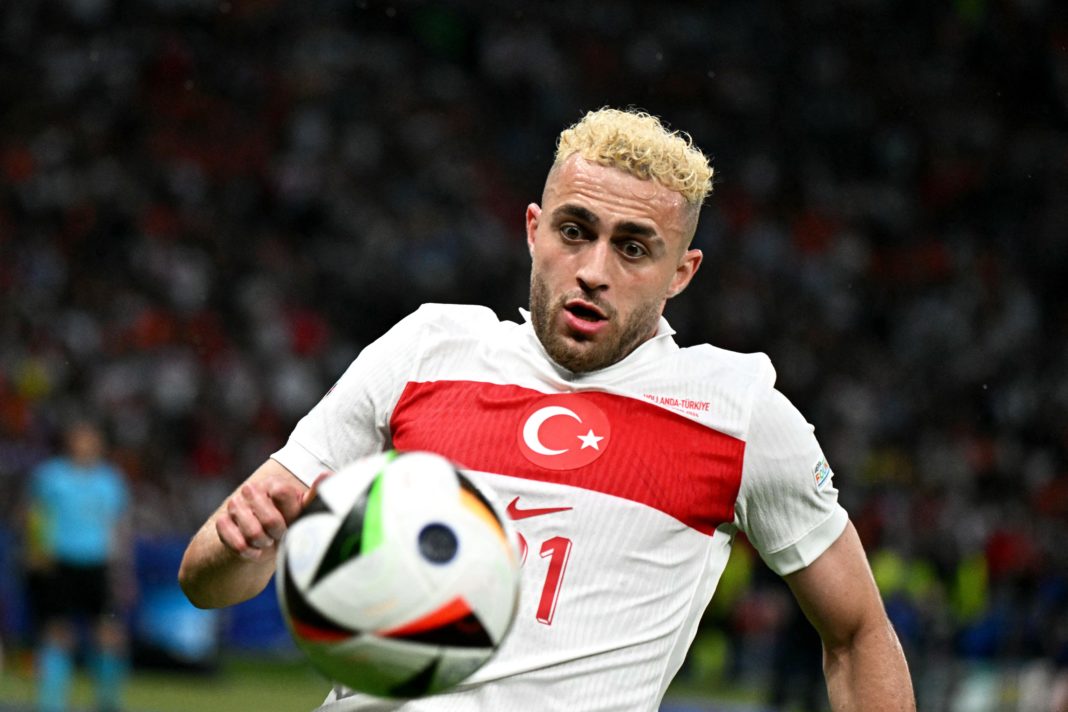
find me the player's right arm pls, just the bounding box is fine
[179,306,457,609]
[178,459,311,609]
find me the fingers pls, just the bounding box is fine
[247,481,293,541]
[217,481,303,560]
[214,468,321,562]
[222,488,274,559]
[215,509,268,561]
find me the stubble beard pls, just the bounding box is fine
[529,270,661,374]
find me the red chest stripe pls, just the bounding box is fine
[389,380,745,536]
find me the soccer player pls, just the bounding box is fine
[26,420,133,712]
[179,108,916,711]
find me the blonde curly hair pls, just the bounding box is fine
[554,108,714,206]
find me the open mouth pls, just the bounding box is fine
[564,300,607,323]
[563,301,606,322]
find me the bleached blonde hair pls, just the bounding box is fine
[554,108,714,206]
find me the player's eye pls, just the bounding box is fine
[618,240,649,259]
[560,223,584,241]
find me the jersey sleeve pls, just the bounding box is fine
[271,306,432,486]
[733,386,848,576]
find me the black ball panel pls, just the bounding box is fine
[310,481,373,586]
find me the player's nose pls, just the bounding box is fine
[575,239,612,293]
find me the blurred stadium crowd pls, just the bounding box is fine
[1,0,1067,708]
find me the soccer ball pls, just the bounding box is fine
[276,450,521,698]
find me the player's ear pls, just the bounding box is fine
[667,248,702,298]
[525,203,541,257]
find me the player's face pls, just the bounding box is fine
[526,155,702,373]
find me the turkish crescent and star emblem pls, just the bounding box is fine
[516,394,611,470]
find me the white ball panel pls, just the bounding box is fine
[306,544,435,632]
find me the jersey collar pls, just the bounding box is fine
[516,308,679,380]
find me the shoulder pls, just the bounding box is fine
[335,303,512,389]
[677,343,777,392]
[31,457,65,481]
[624,340,777,438]
[394,303,515,348]
[406,303,509,332]
[30,459,74,501]
[358,304,505,355]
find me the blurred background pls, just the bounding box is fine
[1,0,1067,710]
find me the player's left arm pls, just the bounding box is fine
[784,520,915,711]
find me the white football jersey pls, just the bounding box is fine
[272,304,848,711]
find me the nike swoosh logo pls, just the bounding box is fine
[506,497,573,521]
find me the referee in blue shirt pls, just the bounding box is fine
[27,420,132,712]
